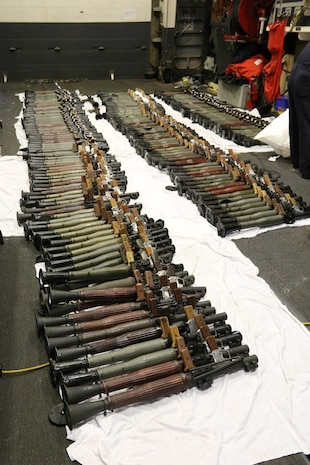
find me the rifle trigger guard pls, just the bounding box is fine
[48,402,68,426]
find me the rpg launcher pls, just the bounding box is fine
[49,330,258,429]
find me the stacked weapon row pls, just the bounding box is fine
[17,86,258,430]
[98,88,310,236]
[153,88,268,148]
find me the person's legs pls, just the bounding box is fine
[288,64,310,176]
[288,66,300,169]
[295,66,310,177]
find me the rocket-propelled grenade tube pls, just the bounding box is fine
[50,355,258,429]
[51,337,169,381]
[64,372,189,429]
[45,318,156,354]
[36,301,148,332]
[62,360,183,404]
[55,324,162,362]
[48,284,138,305]
[61,347,179,386]
[39,264,132,285]
[44,309,150,338]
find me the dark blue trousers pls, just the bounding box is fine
[288,42,310,178]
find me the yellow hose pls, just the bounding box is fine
[1,361,49,374]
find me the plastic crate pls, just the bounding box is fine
[217,80,248,109]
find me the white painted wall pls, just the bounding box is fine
[0,0,152,23]
[159,0,177,28]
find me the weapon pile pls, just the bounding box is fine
[17,86,258,430]
[99,88,310,236]
[154,88,268,147]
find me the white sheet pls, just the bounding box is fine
[63,98,310,465]
[0,155,29,236]
[254,109,290,158]
[0,92,29,237]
